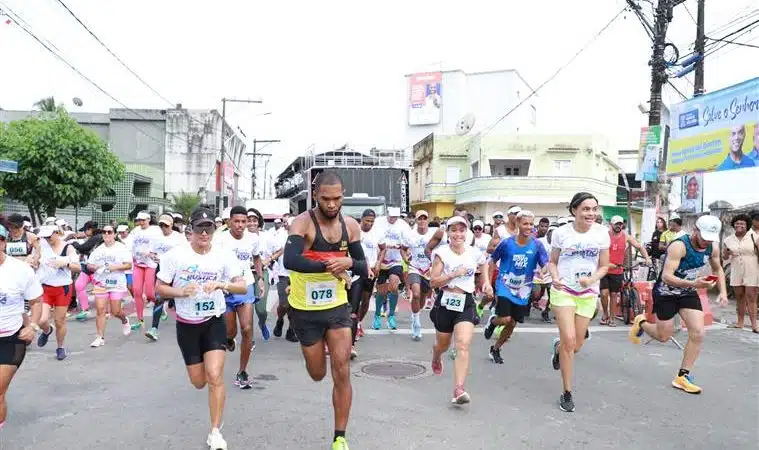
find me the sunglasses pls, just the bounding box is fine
[493,215,503,219]
[193,224,215,235]
[104,230,115,235]
[473,226,483,231]
[159,223,171,228]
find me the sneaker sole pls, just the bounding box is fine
[671,381,701,394]
[145,334,157,342]
[452,393,471,404]
[559,403,575,412]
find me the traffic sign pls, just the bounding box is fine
[0,160,18,173]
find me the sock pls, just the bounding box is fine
[412,311,420,325]
[636,319,646,337]
[151,302,163,329]
[374,294,386,316]
[678,368,689,377]
[334,430,345,442]
[387,292,398,316]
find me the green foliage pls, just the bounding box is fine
[33,96,58,112]
[0,110,125,218]
[171,191,202,219]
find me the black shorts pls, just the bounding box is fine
[289,303,352,347]
[361,276,376,293]
[277,277,290,307]
[653,292,702,321]
[175,315,227,366]
[407,273,431,293]
[495,296,530,323]
[429,291,477,333]
[600,274,624,293]
[0,328,27,368]
[377,266,404,285]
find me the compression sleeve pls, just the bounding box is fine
[283,235,328,273]
[348,241,367,277]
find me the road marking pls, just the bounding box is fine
[364,323,727,336]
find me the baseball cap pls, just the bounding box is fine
[136,211,150,221]
[492,211,504,218]
[274,218,282,224]
[696,215,721,242]
[38,225,57,238]
[55,218,67,227]
[446,216,469,228]
[610,215,625,225]
[472,219,484,228]
[44,216,57,224]
[78,220,98,232]
[508,206,522,215]
[158,214,174,227]
[116,224,129,233]
[172,213,184,222]
[415,210,429,219]
[191,207,216,227]
[7,214,24,227]
[387,207,401,217]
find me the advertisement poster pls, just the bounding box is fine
[408,72,442,126]
[680,173,704,213]
[636,125,662,182]
[667,77,759,175]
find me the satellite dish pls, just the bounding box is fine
[72,97,83,107]
[455,113,476,135]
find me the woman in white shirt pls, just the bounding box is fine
[548,192,610,413]
[145,215,187,341]
[430,216,492,405]
[129,211,161,329]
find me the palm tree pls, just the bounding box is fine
[171,191,202,219]
[33,96,57,112]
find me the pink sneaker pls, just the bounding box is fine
[431,357,443,375]
[452,385,470,404]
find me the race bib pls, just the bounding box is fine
[573,270,592,284]
[441,291,466,312]
[306,280,337,306]
[193,298,217,316]
[105,274,120,287]
[504,273,526,289]
[5,242,27,257]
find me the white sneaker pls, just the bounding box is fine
[90,336,105,348]
[206,429,227,450]
[122,318,132,336]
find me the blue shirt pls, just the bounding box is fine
[717,154,755,171]
[491,236,548,305]
[748,147,759,161]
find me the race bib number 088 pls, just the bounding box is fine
[306,281,337,307]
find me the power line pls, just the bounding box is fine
[480,5,628,137]
[706,35,759,49]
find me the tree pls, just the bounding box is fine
[171,191,202,219]
[0,109,125,224]
[33,96,58,112]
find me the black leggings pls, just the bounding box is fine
[349,278,364,344]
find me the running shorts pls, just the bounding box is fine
[92,286,127,301]
[288,303,352,347]
[0,328,27,368]
[43,285,72,308]
[653,292,702,321]
[550,290,597,319]
[125,273,133,287]
[495,296,530,323]
[176,315,227,366]
[600,274,624,293]
[277,277,290,307]
[360,276,376,293]
[224,284,256,313]
[377,266,403,285]
[430,291,477,333]
[407,273,431,293]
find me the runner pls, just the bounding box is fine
[87,225,133,347]
[156,207,245,450]
[246,209,274,342]
[5,214,41,318]
[270,216,299,343]
[374,207,405,330]
[145,215,186,341]
[487,206,521,253]
[68,221,104,321]
[283,171,367,450]
[471,219,492,306]
[214,206,264,389]
[403,210,436,341]
[429,215,491,404]
[548,192,610,412]
[129,212,161,330]
[600,215,651,326]
[349,209,382,354]
[0,216,43,430]
[483,211,548,363]
[35,226,81,360]
[533,224,556,323]
[116,224,134,299]
[629,215,728,394]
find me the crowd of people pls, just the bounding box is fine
[0,169,739,450]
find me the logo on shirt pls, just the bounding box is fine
[177,264,219,283]
[235,249,251,261]
[512,254,529,269]
[561,245,600,259]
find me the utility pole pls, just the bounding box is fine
[648,0,674,128]
[247,139,279,198]
[693,0,706,96]
[220,97,263,208]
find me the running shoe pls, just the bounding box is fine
[130,320,143,331]
[235,371,252,390]
[357,323,365,338]
[225,338,236,352]
[388,315,397,330]
[90,336,105,348]
[122,318,132,336]
[285,328,299,342]
[489,346,504,364]
[475,303,485,318]
[559,391,575,412]
[55,347,67,361]
[373,315,382,330]
[37,326,53,347]
[350,346,358,360]
[332,436,350,450]
[483,318,496,340]
[452,386,470,405]
[629,314,647,345]
[161,310,168,321]
[672,374,702,394]
[273,318,284,338]
[207,429,228,450]
[145,327,159,341]
[74,310,89,321]
[431,356,443,375]
[551,337,560,370]
[260,321,271,341]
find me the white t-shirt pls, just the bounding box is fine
[151,231,186,264]
[214,230,261,285]
[37,240,78,287]
[551,223,610,298]
[129,225,162,268]
[534,236,553,284]
[404,228,437,277]
[433,245,486,293]
[471,233,492,260]
[496,224,518,240]
[0,257,44,337]
[119,235,133,274]
[274,232,288,278]
[89,242,132,292]
[380,220,407,268]
[157,244,241,324]
[360,229,381,267]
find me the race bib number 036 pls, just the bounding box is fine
[306,281,337,306]
[441,291,466,312]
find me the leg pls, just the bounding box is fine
[225,310,238,342]
[746,286,758,331]
[572,314,592,353]
[432,332,452,366]
[53,306,68,348]
[300,340,328,382]
[553,306,577,393]
[732,286,746,327]
[151,297,165,329]
[94,297,108,337]
[410,282,422,314]
[493,317,515,349]
[236,303,254,373]
[142,266,157,312]
[74,272,91,311]
[109,299,127,323]
[678,308,705,372]
[325,327,353,435]
[358,291,371,321]
[39,302,53,335]
[387,275,400,317]
[203,350,226,429]
[132,266,146,322]
[0,365,18,424]
[452,320,474,388]
[600,287,610,322]
[186,363,207,389]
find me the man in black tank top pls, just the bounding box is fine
[6,214,41,269]
[283,171,368,450]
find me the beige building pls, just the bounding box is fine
[411,133,620,222]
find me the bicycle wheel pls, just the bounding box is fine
[621,287,634,325]
[630,288,643,317]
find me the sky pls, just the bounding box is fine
[1,0,757,205]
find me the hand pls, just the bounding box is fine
[285,286,291,294]
[372,265,381,278]
[150,253,159,262]
[454,266,468,277]
[723,248,733,258]
[552,279,566,291]
[18,325,35,343]
[47,259,63,269]
[325,257,353,275]
[717,294,728,307]
[257,278,265,293]
[482,283,494,298]
[367,267,375,280]
[202,281,224,294]
[645,257,652,266]
[181,284,200,297]
[693,277,716,289]
[578,276,592,288]
[27,257,40,270]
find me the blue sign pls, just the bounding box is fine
[0,160,18,174]
[678,110,699,130]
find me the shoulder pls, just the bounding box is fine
[26,232,39,243]
[343,215,361,235]
[290,212,313,234]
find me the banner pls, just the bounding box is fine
[408,72,442,126]
[680,173,703,214]
[667,77,759,175]
[636,125,662,182]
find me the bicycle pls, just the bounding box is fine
[619,261,649,325]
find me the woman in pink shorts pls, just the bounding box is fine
[86,225,133,347]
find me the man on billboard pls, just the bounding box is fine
[425,84,441,109]
[749,123,759,161]
[717,125,755,171]
[681,175,702,213]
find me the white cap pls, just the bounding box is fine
[696,215,721,242]
[387,207,401,217]
[55,218,67,227]
[23,221,32,229]
[136,212,150,221]
[610,215,625,225]
[508,206,522,215]
[116,225,129,232]
[274,218,282,224]
[214,217,223,223]
[446,216,469,229]
[472,220,485,228]
[38,225,57,238]
[44,216,56,224]
[221,207,232,220]
[492,211,504,218]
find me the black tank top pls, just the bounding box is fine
[6,232,32,257]
[308,210,348,253]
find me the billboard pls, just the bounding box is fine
[408,72,442,126]
[667,77,759,175]
[636,125,662,182]
[680,173,704,214]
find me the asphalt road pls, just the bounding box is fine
[2,297,758,450]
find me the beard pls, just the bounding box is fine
[318,203,341,219]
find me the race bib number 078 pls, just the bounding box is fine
[306,281,338,306]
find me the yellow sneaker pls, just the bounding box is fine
[672,374,702,394]
[332,436,349,450]
[629,314,647,345]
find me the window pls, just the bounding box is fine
[425,167,431,181]
[554,160,572,173]
[471,161,479,178]
[415,172,419,183]
[490,159,529,177]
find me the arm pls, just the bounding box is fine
[709,247,728,306]
[582,248,610,287]
[424,228,444,257]
[27,233,41,269]
[627,235,651,263]
[478,261,493,297]
[270,247,284,262]
[548,248,562,289]
[486,230,501,254]
[65,245,81,273]
[156,278,193,299]
[429,255,450,289]
[72,234,103,254]
[210,275,247,295]
[660,242,692,288]
[283,216,327,273]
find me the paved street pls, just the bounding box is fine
[3,295,758,450]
